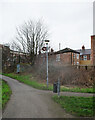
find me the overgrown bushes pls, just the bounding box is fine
[30,61,95,87]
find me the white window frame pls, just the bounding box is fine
[73,53,75,58]
[77,54,79,59]
[83,55,87,60]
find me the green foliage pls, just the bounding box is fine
[3,73,94,93]
[0,79,2,109]
[61,86,94,93]
[2,73,95,116]
[3,73,53,91]
[52,95,94,117]
[2,80,12,109]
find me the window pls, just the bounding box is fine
[77,54,79,59]
[83,55,87,60]
[73,53,75,58]
[56,54,60,61]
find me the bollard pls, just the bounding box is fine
[53,83,57,93]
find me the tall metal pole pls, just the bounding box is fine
[46,43,48,88]
[57,43,60,97]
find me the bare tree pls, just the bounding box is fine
[11,19,49,64]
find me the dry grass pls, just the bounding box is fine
[22,61,95,88]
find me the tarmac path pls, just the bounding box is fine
[1,75,75,118]
[0,75,94,118]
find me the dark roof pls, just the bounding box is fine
[76,49,91,55]
[53,48,80,55]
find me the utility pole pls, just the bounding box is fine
[57,43,61,97]
[45,40,49,88]
[46,43,48,88]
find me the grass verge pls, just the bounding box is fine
[61,86,94,93]
[52,95,94,117]
[3,73,53,91]
[0,79,1,109]
[3,73,94,93]
[2,80,12,109]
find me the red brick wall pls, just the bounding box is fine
[91,35,95,65]
[49,52,79,65]
[35,52,79,66]
[61,53,71,65]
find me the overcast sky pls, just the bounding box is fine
[0,0,94,51]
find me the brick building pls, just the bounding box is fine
[35,48,80,66]
[39,35,95,66]
[76,46,91,65]
[47,48,80,66]
[76,35,95,66]
[10,50,27,63]
[91,35,95,65]
[1,35,95,67]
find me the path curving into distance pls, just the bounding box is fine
[1,75,75,118]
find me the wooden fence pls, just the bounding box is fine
[74,65,95,70]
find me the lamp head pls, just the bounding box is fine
[45,40,49,43]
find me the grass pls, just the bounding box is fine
[3,73,94,93]
[2,73,95,117]
[0,80,12,108]
[3,73,53,91]
[0,79,1,109]
[61,86,94,93]
[52,95,95,117]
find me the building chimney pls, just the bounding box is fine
[82,45,85,50]
[91,35,95,65]
[51,48,54,52]
[59,43,61,50]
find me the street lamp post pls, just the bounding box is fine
[45,40,49,88]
